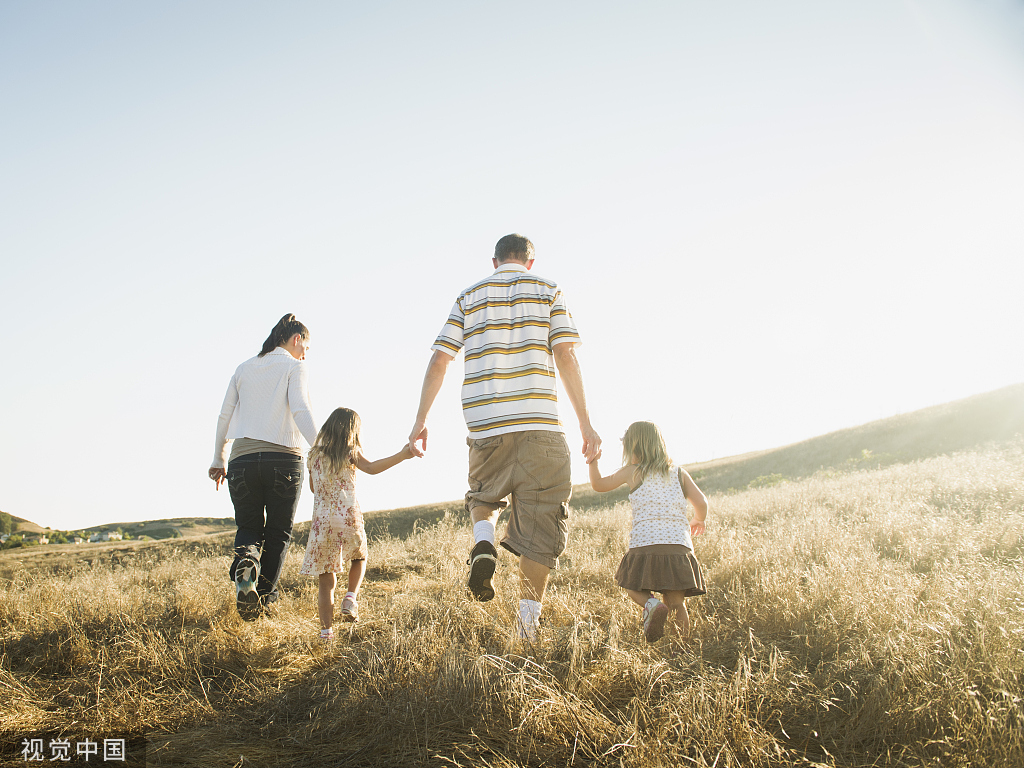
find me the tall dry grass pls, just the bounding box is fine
[2,440,1023,766]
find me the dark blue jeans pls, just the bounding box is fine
[226,452,303,601]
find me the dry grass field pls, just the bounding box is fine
[2,388,1023,767]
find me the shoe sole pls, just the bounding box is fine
[235,558,261,621]
[341,610,359,623]
[236,589,260,621]
[644,602,669,643]
[468,552,496,602]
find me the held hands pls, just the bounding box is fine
[408,420,428,458]
[208,467,226,490]
[581,425,602,464]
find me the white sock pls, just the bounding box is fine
[345,591,357,601]
[518,599,542,639]
[473,520,496,546]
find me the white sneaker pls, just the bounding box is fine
[340,595,359,622]
[641,598,668,643]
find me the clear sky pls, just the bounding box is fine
[2,0,1023,532]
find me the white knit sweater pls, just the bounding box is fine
[212,348,318,468]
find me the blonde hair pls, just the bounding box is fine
[309,408,361,477]
[621,421,673,482]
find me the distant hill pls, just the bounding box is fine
[357,383,1024,540]
[4,515,48,535]
[96,518,234,540]
[1,515,233,541]
[687,382,1024,494]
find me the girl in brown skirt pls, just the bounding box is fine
[589,421,708,647]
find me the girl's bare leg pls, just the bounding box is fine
[347,558,366,596]
[624,588,653,609]
[318,572,337,630]
[662,591,690,642]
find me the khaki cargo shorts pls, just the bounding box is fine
[465,430,572,569]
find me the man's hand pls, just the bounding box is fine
[408,420,428,457]
[581,425,602,464]
[208,467,226,490]
[552,344,600,464]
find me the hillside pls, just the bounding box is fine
[2,383,1022,765]
[1,515,233,541]
[686,382,1024,494]
[4,514,48,535]
[6,383,1021,544]
[362,383,1024,538]
[2,436,1022,766]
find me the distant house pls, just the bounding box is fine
[88,531,123,542]
[72,536,84,544]
[0,533,9,543]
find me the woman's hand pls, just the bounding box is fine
[208,467,226,490]
[690,518,706,537]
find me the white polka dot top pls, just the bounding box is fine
[628,467,694,550]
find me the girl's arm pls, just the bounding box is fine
[679,468,708,536]
[355,445,415,475]
[589,456,639,493]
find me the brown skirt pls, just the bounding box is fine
[615,544,706,596]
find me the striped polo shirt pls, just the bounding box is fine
[432,262,581,439]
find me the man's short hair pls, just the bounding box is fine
[494,234,535,263]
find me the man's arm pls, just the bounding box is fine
[552,343,601,463]
[408,349,455,456]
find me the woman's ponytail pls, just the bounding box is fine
[259,313,309,357]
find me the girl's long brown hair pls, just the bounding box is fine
[621,421,673,482]
[309,408,361,476]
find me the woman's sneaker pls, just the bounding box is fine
[641,598,669,643]
[466,541,497,601]
[235,556,261,621]
[340,595,359,622]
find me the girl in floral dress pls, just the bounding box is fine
[300,407,414,642]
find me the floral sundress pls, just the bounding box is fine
[299,454,367,574]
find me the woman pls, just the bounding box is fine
[209,314,318,620]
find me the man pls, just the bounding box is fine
[408,233,601,641]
